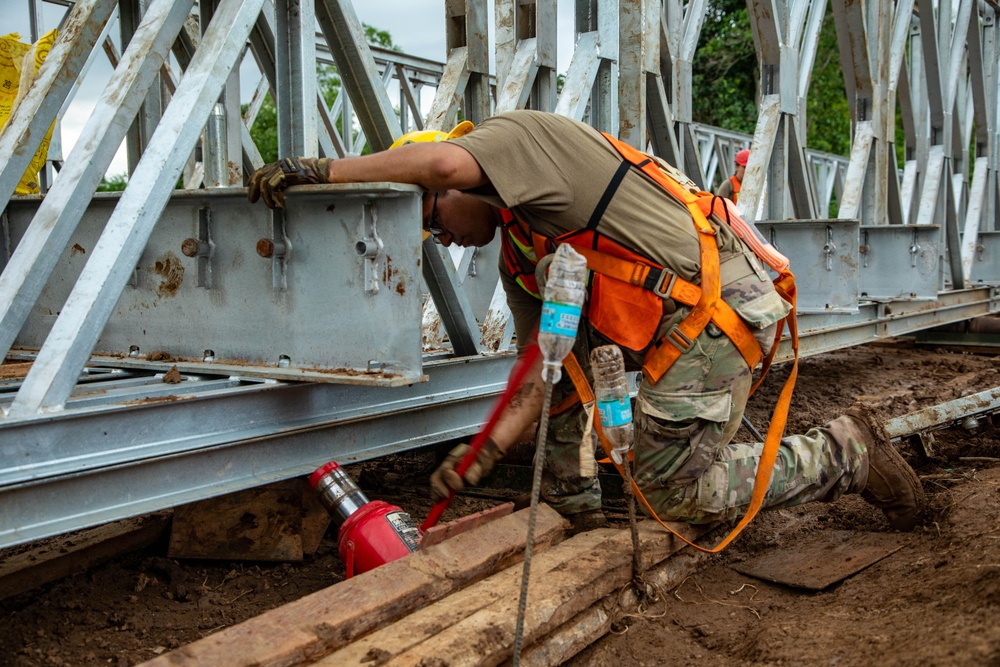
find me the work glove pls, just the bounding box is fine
[247,156,331,209]
[429,439,504,502]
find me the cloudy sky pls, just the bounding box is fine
[2,0,577,178]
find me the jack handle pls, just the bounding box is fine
[420,343,542,532]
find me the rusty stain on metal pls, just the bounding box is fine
[151,252,185,297]
[71,243,86,255]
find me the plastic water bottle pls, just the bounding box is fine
[538,244,587,384]
[590,345,633,464]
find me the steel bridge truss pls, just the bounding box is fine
[1,0,999,548]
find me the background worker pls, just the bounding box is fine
[716,148,749,204]
[247,110,925,534]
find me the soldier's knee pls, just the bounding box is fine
[639,471,742,524]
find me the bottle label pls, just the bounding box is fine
[540,302,582,337]
[597,397,632,427]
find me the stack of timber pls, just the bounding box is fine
[140,505,712,667]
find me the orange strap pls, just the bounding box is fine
[566,243,762,372]
[599,134,723,386]
[549,391,581,417]
[559,135,799,552]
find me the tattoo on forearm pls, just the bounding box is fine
[508,379,539,409]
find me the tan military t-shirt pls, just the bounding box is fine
[450,110,747,283]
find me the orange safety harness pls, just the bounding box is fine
[728,175,741,204]
[501,133,799,552]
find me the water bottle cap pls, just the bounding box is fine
[308,461,341,489]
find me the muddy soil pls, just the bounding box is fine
[2,341,999,666]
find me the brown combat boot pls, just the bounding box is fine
[845,404,926,531]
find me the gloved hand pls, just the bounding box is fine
[429,438,504,501]
[247,156,331,209]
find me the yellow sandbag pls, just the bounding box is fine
[0,30,58,194]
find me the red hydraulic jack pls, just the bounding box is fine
[308,462,420,578]
[309,344,541,578]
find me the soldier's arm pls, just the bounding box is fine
[326,142,488,192]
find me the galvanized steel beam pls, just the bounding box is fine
[0,355,518,548]
[421,239,483,358]
[5,185,425,385]
[7,0,265,417]
[885,385,1000,441]
[4,0,1000,546]
[315,0,400,152]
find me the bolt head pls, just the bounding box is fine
[181,238,200,257]
[257,238,275,258]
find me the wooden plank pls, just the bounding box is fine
[167,479,333,561]
[0,512,171,600]
[420,502,514,548]
[139,505,569,667]
[515,539,714,667]
[0,361,33,380]
[300,483,333,556]
[317,522,708,667]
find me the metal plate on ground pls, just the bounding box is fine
[730,530,902,590]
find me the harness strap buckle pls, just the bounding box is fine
[665,324,695,353]
[652,270,678,299]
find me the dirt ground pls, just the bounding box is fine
[2,341,999,666]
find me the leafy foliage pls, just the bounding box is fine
[692,0,758,136]
[248,94,280,164]
[96,174,128,192]
[364,24,399,51]
[805,6,850,157]
[692,0,852,158]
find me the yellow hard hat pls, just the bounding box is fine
[389,120,475,149]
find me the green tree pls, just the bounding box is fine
[692,1,853,160]
[97,174,128,192]
[692,0,758,135]
[805,6,850,157]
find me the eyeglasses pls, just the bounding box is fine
[426,192,445,243]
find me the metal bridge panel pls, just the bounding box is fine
[0,355,517,548]
[969,231,1000,285]
[859,225,941,300]
[757,219,859,314]
[6,187,424,385]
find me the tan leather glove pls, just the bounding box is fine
[247,156,331,209]
[429,439,504,501]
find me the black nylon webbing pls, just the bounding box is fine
[585,159,633,232]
